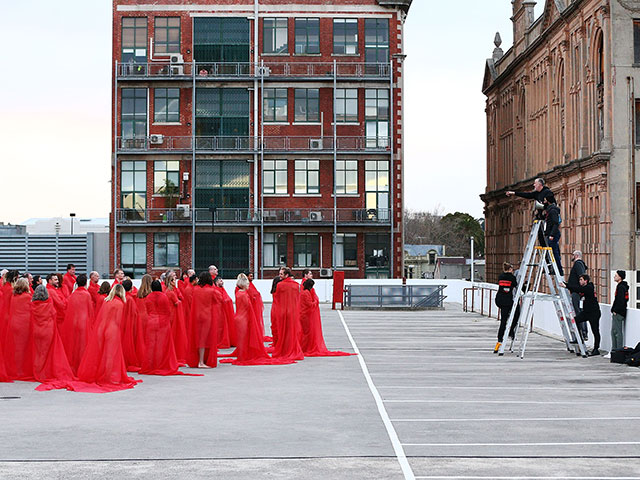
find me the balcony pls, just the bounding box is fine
[116,136,391,154]
[115,208,391,226]
[116,61,391,81]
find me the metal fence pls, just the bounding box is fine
[344,284,446,309]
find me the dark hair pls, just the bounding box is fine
[122,279,133,292]
[46,273,56,283]
[579,274,590,283]
[189,274,198,284]
[151,280,162,292]
[271,276,282,294]
[6,270,20,284]
[303,278,314,291]
[98,281,112,295]
[66,263,75,271]
[503,262,513,272]
[31,275,41,291]
[56,273,64,287]
[617,270,626,280]
[76,274,87,287]
[279,266,292,278]
[302,268,311,276]
[213,276,223,286]
[198,271,213,287]
[543,191,556,205]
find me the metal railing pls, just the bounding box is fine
[117,61,391,79]
[116,136,391,153]
[344,284,447,309]
[463,285,500,320]
[115,208,391,225]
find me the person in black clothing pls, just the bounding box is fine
[563,274,601,356]
[542,194,564,276]
[506,178,555,246]
[610,270,629,352]
[567,251,588,341]
[494,262,520,353]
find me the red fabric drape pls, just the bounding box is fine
[121,291,144,372]
[4,292,34,380]
[188,285,218,368]
[61,273,76,298]
[271,278,304,362]
[60,288,94,374]
[88,281,100,308]
[46,285,67,325]
[140,291,182,376]
[166,289,189,364]
[0,282,14,342]
[217,286,233,348]
[248,282,267,340]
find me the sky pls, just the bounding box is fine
[0,1,543,225]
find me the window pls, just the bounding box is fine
[636,100,640,146]
[365,89,389,148]
[263,88,288,122]
[365,160,389,220]
[336,160,358,195]
[154,233,180,267]
[122,17,147,63]
[121,88,147,142]
[154,17,180,54]
[295,160,320,194]
[263,160,288,194]
[635,21,640,64]
[195,233,249,278]
[294,88,319,122]
[121,161,147,216]
[154,88,180,123]
[121,233,147,278]
[336,89,358,123]
[333,19,358,55]
[195,160,250,212]
[263,233,287,267]
[295,18,319,54]
[364,18,389,64]
[336,233,357,267]
[193,17,250,63]
[294,234,319,267]
[195,88,250,148]
[154,161,180,195]
[365,233,389,278]
[264,18,288,54]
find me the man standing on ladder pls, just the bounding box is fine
[506,178,553,246]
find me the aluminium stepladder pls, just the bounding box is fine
[497,220,587,359]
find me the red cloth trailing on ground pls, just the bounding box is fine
[271,277,304,361]
[166,289,189,364]
[121,291,144,372]
[270,292,281,350]
[4,292,34,380]
[299,288,354,357]
[218,286,235,348]
[60,288,94,374]
[46,284,67,325]
[61,272,76,298]
[0,341,10,382]
[0,282,13,342]
[75,297,141,392]
[188,285,218,368]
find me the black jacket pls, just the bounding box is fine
[567,282,600,315]
[495,272,517,308]
[515,186,553,204]
[544,204,561,239]
[611,281,629,318]
[567,259,587,289]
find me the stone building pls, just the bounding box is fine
[403,244,445,278]
[111,0,411,279]
[482,0,640,304]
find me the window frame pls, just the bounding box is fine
[364,18,389,64]
[263,18,288,54]
[294,159,320,194]
[153,160,180,195]
[154,88,180,123]
[263,233,288,267]
[294,88,320,123]
[336,160,358,195]
[263,88,288,123]
[121,232,147,278]
[365,88,390,148]
[122,17,148,63]
[294,18,320,55]
[121,160,147,212]
[333,18,358,55]
[335,233,358,268]
[263,160,288,195]
[154,17,181,55]
[121,88,148,141]
[336,88,358,123]
[294,233,319,268]
[153,233,180,267]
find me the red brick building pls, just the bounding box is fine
[111,0,411,279]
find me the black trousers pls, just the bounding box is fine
[498,304,520,342]
[576,310,601,350]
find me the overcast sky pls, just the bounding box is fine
[0,1,543,224]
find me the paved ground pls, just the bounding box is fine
[1,305,639,479]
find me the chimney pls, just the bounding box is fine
[512,0,536,49]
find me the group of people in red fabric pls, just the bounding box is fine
[0,262,351,393]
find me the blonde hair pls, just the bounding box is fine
[137,274,153,298]
[236,273,249,290]
[106,284,126,303]
[13,278,30,295]
[164,270,176,291]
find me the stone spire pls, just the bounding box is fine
[492,32,504,62]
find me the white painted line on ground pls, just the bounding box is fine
[385,400,606,404]
[336,310,415,480]
[414,477,640,479]
[404,441,640,447]
[392,416,640,422]
[378,385,640,391]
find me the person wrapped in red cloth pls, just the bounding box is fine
[165,272,189,365]
[87,271,101,307]
[112,268,125,286]
[61,263,76,298]
[0,270,20,342]
[4,278,34,380]
[271,267,304,362]
[268,276,282,350]
[94,281,112,317]
[121,279,144,372]
[45,273,67,326]
[188,272,219,368]
[214,276,233,349]
[60,274,95,374]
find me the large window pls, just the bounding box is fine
[264,160,288,194]
[294,234,319,267]
[295,18,319,54]
[121,88,147,143]
[154,17,180,54]
[195,233,249,278]
[195,160,250,214]
[365,233,389,278]
[263,233,287,267]
[121,161,147,217]
[263,88,288,122]
[121,233,147,278]
[122,17,147,63]
[336,160,358,194]
[294,88,320,122]
[336,233,357,267]
[365,89,389,148]
[336,89,358,123]
[635,21,640,64]
[154,88,180,123]
[154,233,180,267]
[193,17,250,63]
[294,160,319,194]
[364,18,389,64]
[365,160,389,220]
[333,19,358,55]
[195,88,250,148]
[154,161,180,195]
[264,18,288,54]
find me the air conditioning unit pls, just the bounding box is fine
[256,66,271,77]
[176,204,190,218]
[170,54,184,75]
[309,211,322,222]
[309,138,323,150]
[319,268,333,278]
[150,134,164,144]
[170,53,184,64]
